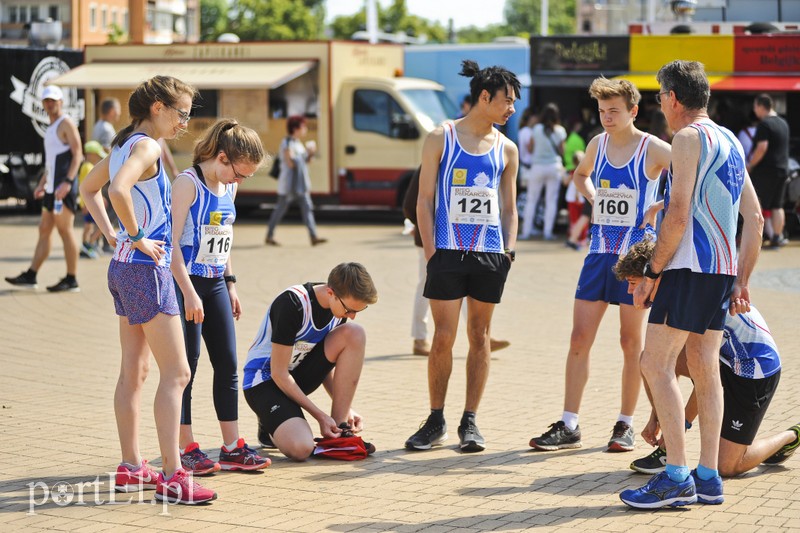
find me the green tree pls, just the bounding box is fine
[504,0,576,36]
[226,0,326,41]
[200,0,229,42]
[329,0,447,43]
[456,24,509,43]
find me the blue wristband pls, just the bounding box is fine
[685,420,692,431]
[129,227,145,242]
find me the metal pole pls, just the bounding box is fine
[541,0,548,36]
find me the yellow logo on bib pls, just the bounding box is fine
[209,211,223,225]
[452,168,467,185]
[600,179,611,189]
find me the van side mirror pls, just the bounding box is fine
[391,115,419,140]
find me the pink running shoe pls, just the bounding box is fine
[155,468,217,505]
[114,459,159,492]
[219,438,271,471]
[180,442,221,475]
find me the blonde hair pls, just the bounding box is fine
[588,77,641,110]
[193,118,266,167]
[328,263,378,304]
[112,75,198,148]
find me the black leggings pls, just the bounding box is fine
[177,276,239,425]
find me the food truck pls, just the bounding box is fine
[52,41,457,210]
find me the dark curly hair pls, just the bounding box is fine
[459,59,521,107]
[613,239,655,281]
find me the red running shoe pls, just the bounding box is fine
[219,438,271,471]
[155,469,217,505]
[180,442,221,475]
[114,459,159,492]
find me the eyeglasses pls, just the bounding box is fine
[336,294,368,315]
[165,103,191,125]
[655,91,670,105]
[231,162,254,180]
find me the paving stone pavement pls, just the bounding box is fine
[1,215,799,532]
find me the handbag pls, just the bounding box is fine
[312,435,373,461]
[268,155,280,179]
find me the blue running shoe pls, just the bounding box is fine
[620,471,697,509]
[691,470,724,504]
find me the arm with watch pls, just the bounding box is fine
[224,260,241,321]
[55,115,83,201]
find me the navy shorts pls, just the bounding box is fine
[424,249,511,304]
[720,365,780,445]
[648,269,735,334]
[43,189,78,214]
[107,260,179,325]
[575,253,632,306]
[243,342,335,437]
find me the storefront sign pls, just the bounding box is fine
[735,35,800,72]
[531,37,629,73]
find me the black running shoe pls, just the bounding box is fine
[5,270,37,289]
[405,415,448,451]
[608,421,635,452]
[763,424,800,465]
[529,421,582,451]
[630,447,667,474]
[338,423,376,455]
[458,419,485,453]
[46,277,79,293]
[258,419,276,448]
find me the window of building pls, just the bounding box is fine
[49,5,59,20]
[89,5,97,31]
[29,5,40,21]
[8,6,19,24]
[123,9,128,31]
[353,90,406,138]
[111,8,117,26]
[101,6,107,29]
[193,90,218,118]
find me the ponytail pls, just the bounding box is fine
[192,118,266,167]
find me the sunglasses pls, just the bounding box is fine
[336,294,368,315]
[165,103,191,124]
[231,161,254,180]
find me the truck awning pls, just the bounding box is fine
[710,76,800,92]
[612,74,726,91]
[50,60,316,89]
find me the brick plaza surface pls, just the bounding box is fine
[1,215,799,532]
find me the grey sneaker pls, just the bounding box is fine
[458,419,485,453]
[608,421,635,452]
[630,447,667,474]
[405,415,447,451]
[529,421,582,451]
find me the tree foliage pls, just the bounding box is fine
[329,0,448,43]
[504,0,577,36]
[200,0,229,42]
[200,0,326,42]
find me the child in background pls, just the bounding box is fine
[78,141,108,258]
[564,150,588,250]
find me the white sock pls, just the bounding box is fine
[562,411,579,431]
[618,414,634,426]
[223,439,239,452]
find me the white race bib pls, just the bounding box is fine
[448,187,499,225]
[592,187,637,227]
[289,341,316,371]
[195,225,233,266]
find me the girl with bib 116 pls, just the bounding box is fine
[80,75,217,505]
[170,119,271,475]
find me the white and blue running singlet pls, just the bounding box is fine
[588,133,659,256]
[664,120,746,275]
[433,120,506,253]
[178,166,236,278]
[720,306,780,379]
[109,133,173,266]
[242,284,344,390]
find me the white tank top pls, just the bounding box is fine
[44,116,72,193]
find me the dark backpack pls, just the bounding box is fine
[268,155,280,179]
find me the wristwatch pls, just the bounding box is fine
[504,248,516,262]
[643,262,661,280]
[224,274,237,284]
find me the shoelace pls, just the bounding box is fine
[461,421,478,435]
[417,419,443,436]
[544,422,565,437]
[612,423,630,439]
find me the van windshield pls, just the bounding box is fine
[401,89,459,129]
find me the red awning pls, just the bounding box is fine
[712,76,800,92]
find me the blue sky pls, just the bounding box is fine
[325,0,507,29]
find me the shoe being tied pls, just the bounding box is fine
[219,438,271,471]
[114,460,159,492]
[405,415,447,451]
[5,270,37,289]
[691,469,724,504]
[529,421,581,451]
[258,419,276,449]
[763,423,800,465]
[458,419,485,453]
[155,469,217,505]
[180,442,221,476]
[338,422,376,455]
[630,447,667,474]
[608,421,635,452]
[46,276,79,293]
[620,471,697,509]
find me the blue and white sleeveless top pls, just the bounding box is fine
[242,284,345,390]
[720,306,780,379]
[588,133,659,256]
[44,115,73,192]
[433,120,506,253]
[177,166,236,278]
[109,133,172,266]
[664,120,745,275]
